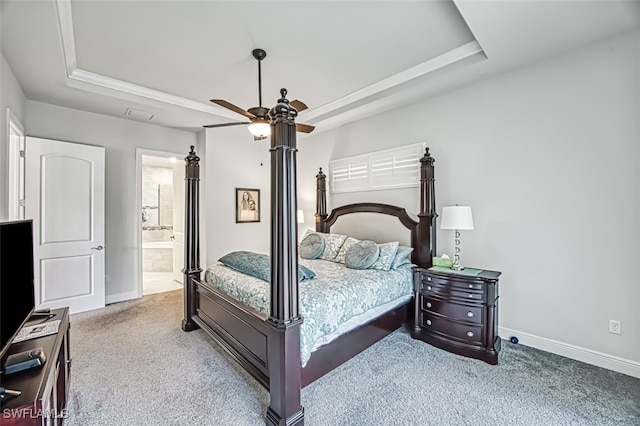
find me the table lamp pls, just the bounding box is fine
[440,205,474,270]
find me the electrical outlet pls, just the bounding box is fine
[609,320,621,335]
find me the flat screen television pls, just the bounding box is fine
[0,219,36,365]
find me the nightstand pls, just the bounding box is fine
[411,266,502,364]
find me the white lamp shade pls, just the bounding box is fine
[248,120,270,138]
[297,209,305,224]
[440,206,474,230]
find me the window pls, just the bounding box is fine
[329,142,426,193]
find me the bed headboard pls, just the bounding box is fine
[314,149,437,268]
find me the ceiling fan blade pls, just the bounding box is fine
[210,99,256,119]
[203,122,250,128]
[296,123,315,133]
[290,99,308,112]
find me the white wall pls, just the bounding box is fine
[25,101,200,303]
[204,127,271,263]
[0,53,27,220]
[297,30,640,376]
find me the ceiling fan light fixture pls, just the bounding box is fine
[247,119,270,138]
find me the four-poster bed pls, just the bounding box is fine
[181,89,437,425]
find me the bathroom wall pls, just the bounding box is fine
[142,165,174,272]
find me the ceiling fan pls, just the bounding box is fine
[204,48,315,140]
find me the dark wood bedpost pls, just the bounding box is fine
[181,145,202,332]
[414,147,437,267]
[315,168,328,232]
[265,89,304,426]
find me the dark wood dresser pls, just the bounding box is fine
[411,267,502,364]
[1,308,71,425]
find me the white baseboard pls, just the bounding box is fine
[499,327,640,379]
[105,290,140,306]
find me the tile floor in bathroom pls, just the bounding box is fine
[143,271,183,295]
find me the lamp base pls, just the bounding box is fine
[451,262,464,271]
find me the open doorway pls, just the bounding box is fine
[137,150,185,296]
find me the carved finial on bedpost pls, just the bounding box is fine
[315,167,328,233]
[415,147,437,268]
[185,145,200,179]
[182,146,202,332]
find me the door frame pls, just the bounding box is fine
[7,108,25,220]
[135,148,185,298]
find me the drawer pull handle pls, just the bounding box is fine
[467,311,474,317]
[427,286,432,290]
[468,294,474,298]
[427,277,432,281]
[426,302,432,308]
[469,284,473,288]
[467,331,474,337]
[426,320,432,326]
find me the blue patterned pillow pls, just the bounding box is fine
[391,246,414,269]
[299,233,325,259]
[345,240,380,270]
[370,241,399,271]
[334,236,360,264]
[318,232,348,261]
[219,251,316,282]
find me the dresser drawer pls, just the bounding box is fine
[421,313,484,345]
[420,296,483,324]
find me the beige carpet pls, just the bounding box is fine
[65,290,640,426]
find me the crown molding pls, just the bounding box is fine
[67,68,240,118]
[302,40,485,122]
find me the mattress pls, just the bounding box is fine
[203,257,413,366]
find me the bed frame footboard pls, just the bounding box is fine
[191,277,413,390]
[194,279,271,388]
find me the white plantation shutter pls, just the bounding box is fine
[329,142,426,193]
[330,157,369,193]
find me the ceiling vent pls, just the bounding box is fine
[124,107,155,121]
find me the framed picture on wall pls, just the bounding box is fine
[236,188,260,223]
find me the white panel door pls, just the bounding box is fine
[172,162,185,283]
[25,137,106,314]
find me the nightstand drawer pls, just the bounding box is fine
[421,274,484,291]
[421,282,485,301]
[421,296,483,324]
[421,314,484,345]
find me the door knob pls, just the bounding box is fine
[91,245,104,250]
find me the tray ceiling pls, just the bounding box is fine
[1,1,638,133]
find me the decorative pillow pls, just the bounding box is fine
[345,240,380,270]
[318,233,348,261]
[299,233,325,259]
[219,251,316,282]
[391,246,414,269]
[370,241,400,271]
[334,236,360,264]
